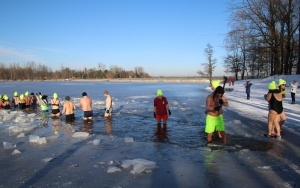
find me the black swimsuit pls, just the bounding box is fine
[269,93,283,114]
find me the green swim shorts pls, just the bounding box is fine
[205,114,225,133]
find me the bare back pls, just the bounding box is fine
[62,101,76,115]
[80,96,92,111]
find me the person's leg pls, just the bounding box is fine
[268,111,275,136]
[205,115,215,143]
[291,92,295,104]
[279,110,286,128]
[273,115,281,138]
[216,115,226,144]
[207,133,213,143]
[219,131,226,144]
[156,115,161,125]
[162,114,168,125]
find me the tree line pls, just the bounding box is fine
[199,0,300,82]
[0,62,150,80]
[224,0,300,80]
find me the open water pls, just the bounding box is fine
[0,81,209,148]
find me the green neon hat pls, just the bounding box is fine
[268,81,277,90]
[157,89,163,96]
[211,80,220,89]
[278,78,286,86]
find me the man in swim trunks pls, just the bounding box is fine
[103,90,113,118]
[61,96,76,123]
[79,92,93,120]
[205,86,228,144]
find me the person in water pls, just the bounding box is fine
[79,92,93,121]
[24,91,31,109]
[18,94,26,110]
[205,86,228,144]
[61,96,76,124]
[103,90,113,118]
[30,92,38,107]
[37,93,49,113]
[207,80,223,139]
[12,91,19,108]
[153,89,171,125]
[50,93,61,118]
[2,95,11,109]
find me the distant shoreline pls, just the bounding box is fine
[1,78,210,83]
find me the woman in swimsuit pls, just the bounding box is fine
[265,81,283,139]
[50,93,61,118]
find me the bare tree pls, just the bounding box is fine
[197,43,217,83]
[227,0,299,76]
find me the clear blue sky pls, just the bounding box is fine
[0,0,231,77]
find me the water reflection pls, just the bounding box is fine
[105,118,113,134]
[80,120,93,133]
[154,123,168,142]
[39,111,49,127]
[52,118,62,135]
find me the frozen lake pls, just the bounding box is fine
[0,81,209,148]
[1,78,300,187]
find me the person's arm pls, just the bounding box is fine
[220,96,228,107]
[265,93,272,102]
[206,95,215,112]
[62,104,66,114]
[79,99,82,107]
[105,97,111,109]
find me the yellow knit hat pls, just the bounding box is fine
[53,93,58,99]
[3,95,8,100]
[211,80,220,89]
[278,78,286,86]
[157,89,163,96]
[268,81,277,90]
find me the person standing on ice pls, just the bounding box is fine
[277,78,287,133]
[153,89,171,126]
[245,81,252,100]
[290,80,298,104]
[264,81,283,139]
[205,86,228,144]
